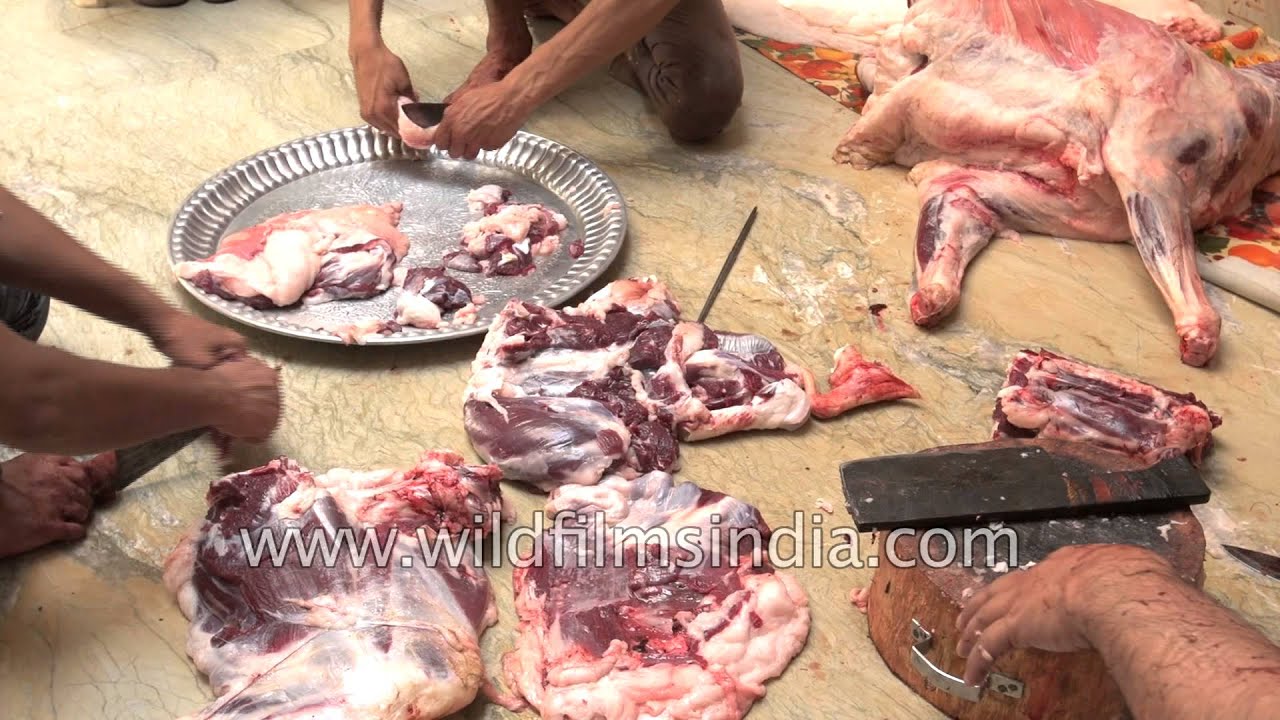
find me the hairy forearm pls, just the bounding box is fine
[1081,564,1280,720]
[0,333,223,455]
[503,0,680,107]
[0,187,177,337]
[349,0,386,53]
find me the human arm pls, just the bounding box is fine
[348,0,416,135]
[957,544,1280,720]
[0,327,281,455]
[348,0,384,54]
[430,0,681,158]
[442,0,534,102]
[0,453,118,557]
[0,187,247,368]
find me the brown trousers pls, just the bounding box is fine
[0,285,48,341]
[529,0,745,142]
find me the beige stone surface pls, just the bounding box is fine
[1201,0,1280,36]
[0,1,1277,718]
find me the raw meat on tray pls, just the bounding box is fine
[834,0,1280,366]
[463,277,918,490]
[444,185,570,276]
[993,348,1222,465]
[175,203,411,309]
[315,265,487,343]
[504,471,810,720]
[390,266,486,331]
[466,184,511,215]
[163,450,503,720]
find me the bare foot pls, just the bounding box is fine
[0,453,114,558]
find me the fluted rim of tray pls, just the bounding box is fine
[168,127,627,345]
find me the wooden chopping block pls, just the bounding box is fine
[866,510,1205,720]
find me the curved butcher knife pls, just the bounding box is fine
[1222,544,1280,581]
[401,102,449,129]
[697,207,758,323]
[111,428,207,493]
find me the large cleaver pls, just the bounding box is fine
[840,438,1210,531]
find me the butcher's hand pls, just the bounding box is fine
[352,43,416,137]
[207,356,283,443]
[955,544,1172,686]
[430,81,531,160]
[148,309,247,369]
[0,454,98,557]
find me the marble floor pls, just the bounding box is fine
[0,0,1278,718]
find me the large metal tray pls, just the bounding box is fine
[168,127,627,344]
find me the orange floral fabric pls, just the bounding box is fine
[736,34,870,111]
[1194,27,1280,282]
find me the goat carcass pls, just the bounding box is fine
[504,471,810,720]
[463,277,917,490]
[175,203,410,308]
[834,0,1279,366]
[724,0,1219,55]
[1100,0,1221,43]
[163,450,502,720]
[993,348,1222,465]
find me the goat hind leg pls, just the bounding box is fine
[909,167,1004,326]
[1122,192,1221,366]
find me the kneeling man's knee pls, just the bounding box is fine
[658,64,744,142]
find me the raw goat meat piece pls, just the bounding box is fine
[312,268,486,344]
[504,471,810,720]
[396,97,434,150]
[801,344,920,419]
[175,204,410,308]
[163,450,503,720]
[834,0,1277,366]
[993,348,1222,465]
[322,319,399,345]
[391,266,484,330]
[446,187,569,276]
[467,184,511,215]
[850,586,871,614]
[463,277,916,489]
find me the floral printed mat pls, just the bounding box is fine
[737,33,871,112]
[738,25,1280,309]
[1195,26,1280,300]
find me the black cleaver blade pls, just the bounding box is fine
[112,428,206,492]
[400,102,449,129]
[840,438,1210,532]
